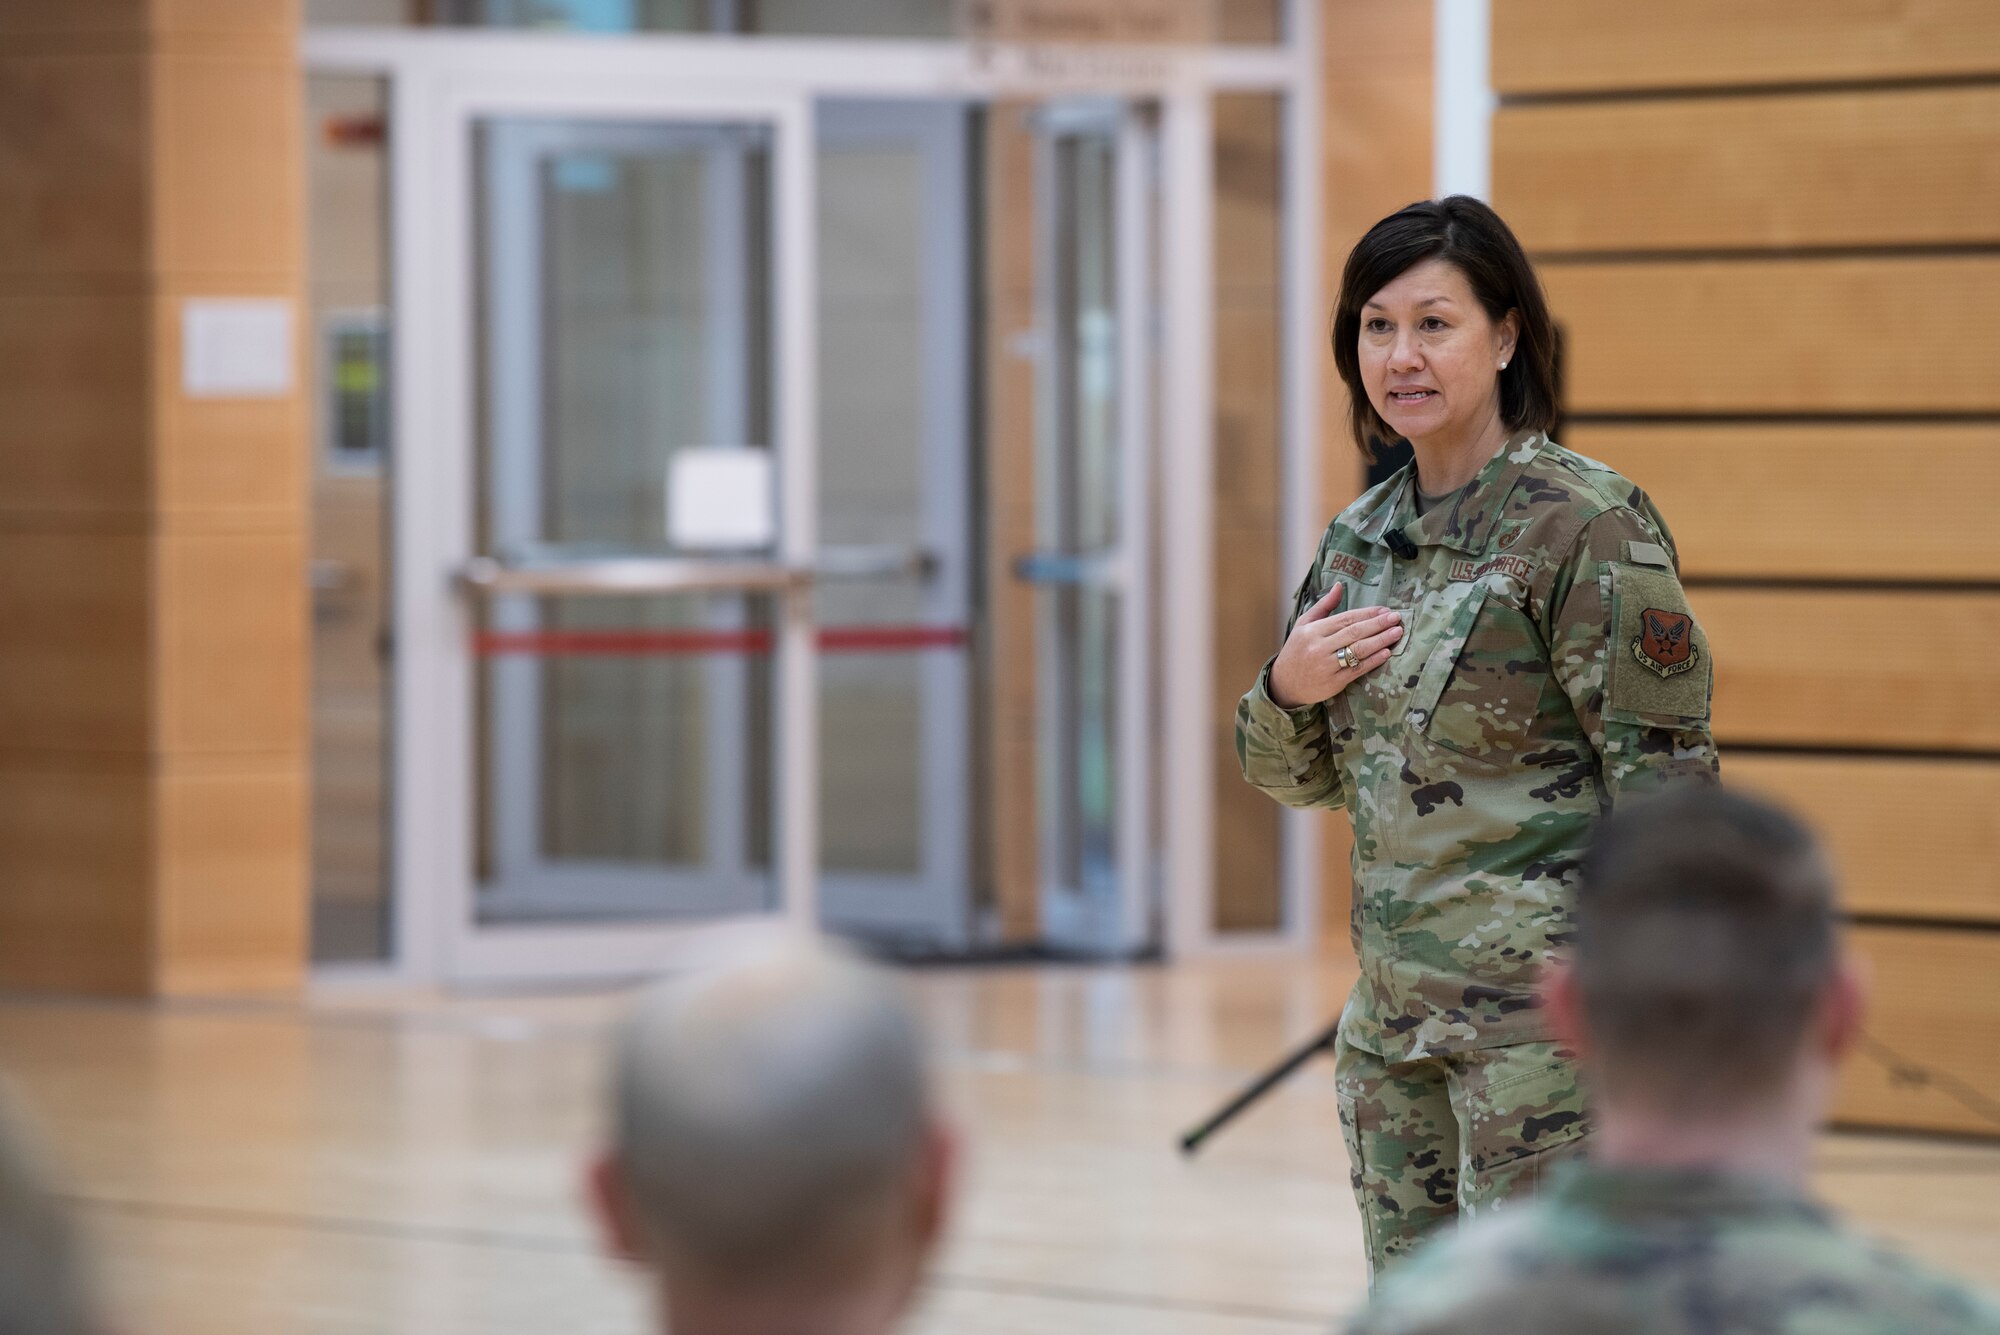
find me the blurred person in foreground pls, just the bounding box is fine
[588,938,955,1335]
[0,1085,103,1335]
[1344,786,2000,1335]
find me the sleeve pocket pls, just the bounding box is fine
[1605,561,1711,727]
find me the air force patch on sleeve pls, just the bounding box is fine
[1607,564,1710,724]
[1634,608,1698,678]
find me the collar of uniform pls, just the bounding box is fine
[1546,1161,1830,1228]
[1380,430,1546,556]
[1349,467,1415,545]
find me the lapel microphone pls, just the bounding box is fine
[1385,531,1419,560]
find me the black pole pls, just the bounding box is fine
[1178,1015,1343,1156]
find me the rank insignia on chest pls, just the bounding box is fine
[1634,608,1698,678]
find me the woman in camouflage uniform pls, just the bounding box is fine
[1236,197,1719,1283]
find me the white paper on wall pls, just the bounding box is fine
[183,298,295,398]
[668,448,775,551]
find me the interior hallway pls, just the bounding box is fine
[2,956,1996,1335]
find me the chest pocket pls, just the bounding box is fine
[1408,583,1551,766]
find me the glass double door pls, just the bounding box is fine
[426,76,1162,979]
[445,83,976,978]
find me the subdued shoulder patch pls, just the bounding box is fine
[1606,562,1710,724]
[1622,539,1672,569]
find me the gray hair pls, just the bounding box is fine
[609,939,932,1283]
[0,1085,99,1335]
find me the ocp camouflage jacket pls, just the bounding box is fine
[1343,1164,2000,1335]
[1236,433,1720,1061]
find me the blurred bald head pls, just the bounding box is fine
[603,939,945,1298]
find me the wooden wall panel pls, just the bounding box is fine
[1836,926,2000,1137]
[1728,755,2000,925]
[0,4,307,995]
[1543,257,2000,415]
[156,530,308,756]
[1494,0,2000,95]
[983,102,1041,943]
[0,532,152,754]
[1213,92,1285,934]
[1497,87,2000,253]
[1566,423,2000,583]
[0,763,153,995]
[155,765,309,995]
[1494,0,2000,1139]
[0,52,149,279]
[152,51,303,276]
[1698,589,2000,752]
[0,293,152,513]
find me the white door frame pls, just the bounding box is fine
[302,6,1322,983]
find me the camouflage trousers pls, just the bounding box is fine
[1334,1029,1591,1286]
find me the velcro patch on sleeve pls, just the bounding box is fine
[1622,539,1673,569]
[1606,562,1711,724]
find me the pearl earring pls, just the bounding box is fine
[1499,360,1509,370]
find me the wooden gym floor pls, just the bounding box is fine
[1,957,1995,1334]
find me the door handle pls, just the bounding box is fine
[812,545,938,582]
[455,546,939,597]
[455,555,812,597]
[1012,550,1124,588]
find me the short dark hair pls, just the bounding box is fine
[1575,787,1839,1114]
[1330,196,1559,461]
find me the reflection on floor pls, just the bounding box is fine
[2,958,1996,1334]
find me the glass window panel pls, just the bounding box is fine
[474,118,778,925]
[307,73,395,964]
[816,138,929,875]
[1044,126,1122,903]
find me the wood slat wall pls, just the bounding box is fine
[1497,87,2000,253]
[1212,92,1286,933]
[0,4,309,996]
[1541,257,2000,415]
[1729,755,2000,925]
[1493,0,2000,95]
[1495,1,2000,1135]
[1837,927,2000,1137]
[1697,589,2000,752]
[1566,424,2000,582]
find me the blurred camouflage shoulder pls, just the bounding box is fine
[1342,1187,2000,1335]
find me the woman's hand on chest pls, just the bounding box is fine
[1268,584,1405,710]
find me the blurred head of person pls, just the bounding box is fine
[1331,195,1557,465]
[589,938,954,1335]
[0,1085,103,1335]
[1544,786,1864,1181]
